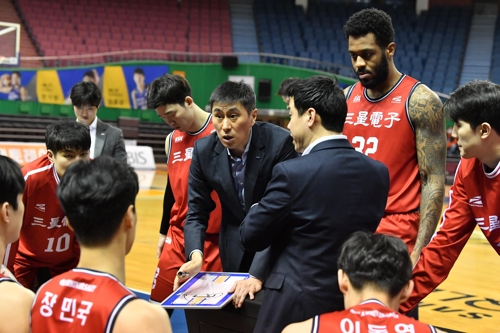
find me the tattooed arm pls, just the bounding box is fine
[409,84,446,264]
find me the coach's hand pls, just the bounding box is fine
[173,252,203,291]
[228,277,262,309]
[157,234,166,258]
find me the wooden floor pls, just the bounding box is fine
[126,170,500,333]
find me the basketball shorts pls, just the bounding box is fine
[376,211,420,253]
[150,227,222,303]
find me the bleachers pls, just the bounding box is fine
[413,6,471,93]
[16,0,232,63]
[490,16,500,83]
[255,0,471,93]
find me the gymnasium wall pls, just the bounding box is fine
[0,61,357,123]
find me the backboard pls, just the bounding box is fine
[0,21,21,66]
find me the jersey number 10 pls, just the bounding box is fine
[44,233,71,253]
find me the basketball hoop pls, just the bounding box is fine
[0,22,20,66]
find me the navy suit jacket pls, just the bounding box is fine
[94,119,127,163]
[240,138,389,333]
[184,122,297,279]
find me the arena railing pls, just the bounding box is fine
[19,49,451,100]
[19,50,355,76]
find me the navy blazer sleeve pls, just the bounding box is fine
[247,132,297,279]
[273,133,297,166]
[241,162,292,252]
[184,140,217,257]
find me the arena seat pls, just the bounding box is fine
[16,0,232,62]
[254,0,471,92]
[489,16,500,82]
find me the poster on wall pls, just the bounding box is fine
[3,64,168,109]
[58,67,104,105]
[102,66,130,109]
[122,65,169,110]
[0,70,36,101]
[228,75,255,91]
[102,64,168,109]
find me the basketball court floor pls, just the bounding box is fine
[127,169,499,333]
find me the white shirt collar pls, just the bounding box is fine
[301,134,347,156]
[77,117,98,159]
[76,116,98,130]
[88,116,98,130]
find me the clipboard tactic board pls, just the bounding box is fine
[161,272,250,309]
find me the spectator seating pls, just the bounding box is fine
[255,0,471,94]
[15,0,232,63]
[490,16,500,83]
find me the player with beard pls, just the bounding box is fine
[343,8,447,267]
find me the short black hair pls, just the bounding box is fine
[83,70,95,80]
[277,77,300,96]
[344,8,395,49]
[287,75,347,133]
[57,156,139,247]
[134,68,145,75]
[0,155,24,210]
[147,74,192,109]
[209,81,255,115]
[45,119,91,154]
[446,80,500,134]
[70,81,101,108]
[337,231,412,298]
[11,71,20,77]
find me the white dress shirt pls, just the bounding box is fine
[301,134,347,156]
[77,117,98,158]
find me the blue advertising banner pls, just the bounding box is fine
[121,65,169,110]
[57,67,104,104]
[0,70,37,101]
[0,65,168,109]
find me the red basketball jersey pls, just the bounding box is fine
[167,115,221,234]
[31,268,136,333]
[0,272,15,284]
[345,75,421,214]
[18,155,79,266]
[313,300,437,333]
[402,158,500,311]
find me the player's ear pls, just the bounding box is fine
[184,96,193,108]
[479,123,491,138]
[399,280,414,304]
[386,42,396,59]
[338,269,349,295]
[123,205,135,230]
[47,149,55,163]
[0,202,8,223]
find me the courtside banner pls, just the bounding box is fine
[126,145,156,170]
[57,67,104,105]
[0,70,37,101]
[121,64,168,110]
[102,66,131,109]
[0,142,46,166]
[36,69,65,104]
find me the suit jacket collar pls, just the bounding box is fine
[94,119,108,157]
[243,124,264,213]
[214,123,265,219]
[308,138,353,154]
